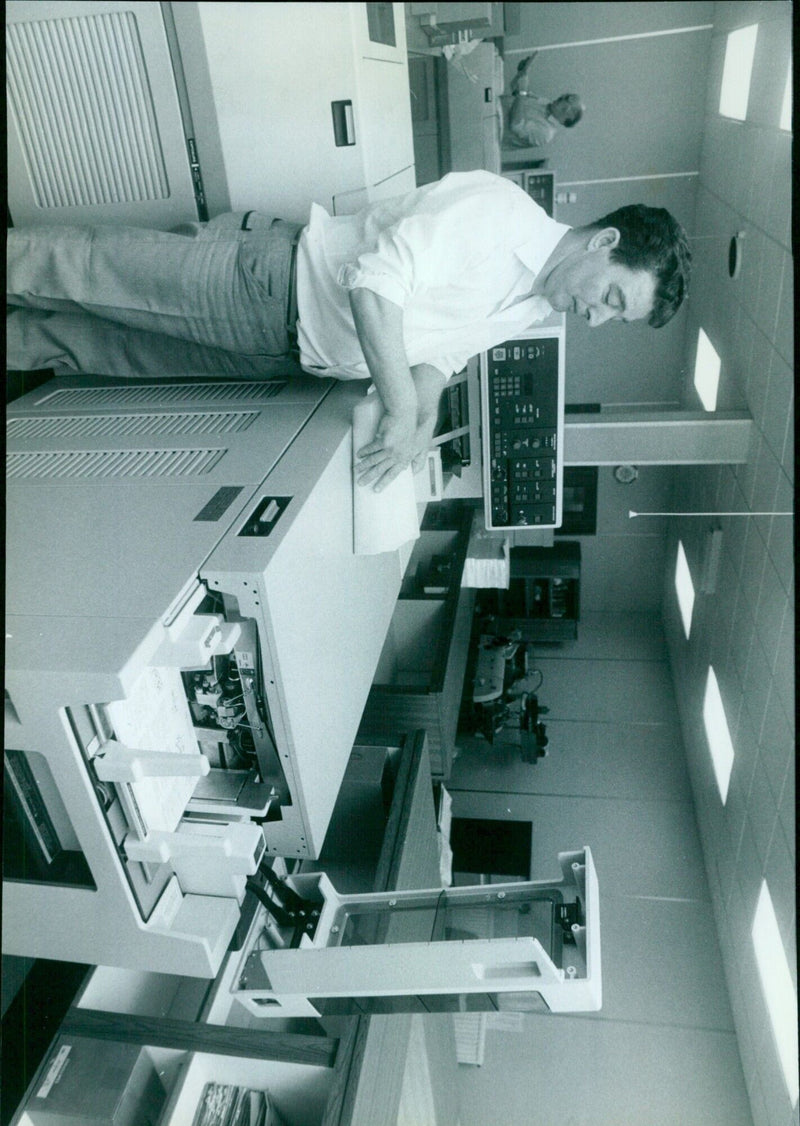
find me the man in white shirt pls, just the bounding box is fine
[7,171,691,491]
[505,52,583,149]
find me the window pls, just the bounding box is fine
[780,62,792,132]
[702,667,734,803]
[719,25,759,120]
[366,2,396,46]
[752,881,799,1105]
[674,541,695,639]
[693,328,721,412]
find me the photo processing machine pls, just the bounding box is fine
[4,328,566,979]
[4,376,407,977]
[221,847,600,1018]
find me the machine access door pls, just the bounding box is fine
[6,375,332,625]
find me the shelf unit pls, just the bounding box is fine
[160,1047,332,1125]
[483,541,581,642]
[357,502,477,777]
[9,734,458,1126]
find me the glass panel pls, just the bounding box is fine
[312,993,506,1015]
[494,991,551,1012]
[338,891,564,964]
[366,2,396,46]
[3,749,95,889]
[421,993,500,1013]
[311,995,426,1016]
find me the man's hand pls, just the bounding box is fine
[511,51,538,94]
[358,407,430,490]
[347,287,448,490]
[348,290,447,492]
[356,407,418,492]
[356,400,440,491]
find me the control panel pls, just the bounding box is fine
[480,328,565,530]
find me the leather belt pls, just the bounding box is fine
[286,230,302,360]
[287,229,301,332]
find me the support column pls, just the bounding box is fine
[563,410,753,465]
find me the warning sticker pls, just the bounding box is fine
[37,1043,72,1098]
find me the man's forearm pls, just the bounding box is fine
[409,363,447,473]
[411,363,446,424]
[348,287,417,418]
[348,289,449,489]
[349,286,425,489]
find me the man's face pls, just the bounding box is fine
[541,230,657,327]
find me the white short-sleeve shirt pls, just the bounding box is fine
[296,170,569,381]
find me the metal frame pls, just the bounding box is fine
[232,847,601,1017]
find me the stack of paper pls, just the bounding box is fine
[352,391,420,556]
[192,1082,287,1126]
[461,513,511,588]
[105,665,202,834]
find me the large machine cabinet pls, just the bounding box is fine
[6,2,416,230]
[3,376,406,977]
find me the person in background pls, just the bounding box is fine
[506,51,584,148]
[7,172,689,492]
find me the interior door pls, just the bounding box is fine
[6,0,199,229]
[408,54,445,186]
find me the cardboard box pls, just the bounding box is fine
[26,1037,165,1126]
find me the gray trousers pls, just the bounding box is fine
[7,213,306,378]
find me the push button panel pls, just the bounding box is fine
[485,337,561,528]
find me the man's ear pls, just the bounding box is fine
[587,227,620,252]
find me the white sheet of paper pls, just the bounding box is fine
[352,392,420,555]
[106,665,201,832]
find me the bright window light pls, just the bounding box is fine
[752,881,799,1106]
[674,541,695,639]
[702,667,734,803]
[694,328,721,411]
[719,24,759,120]
[780,62,792,131]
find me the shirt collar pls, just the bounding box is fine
[515,212,571,281]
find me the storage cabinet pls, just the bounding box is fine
[14,1033,329,1126]
[483,542,581,642]
[9,734,458,1126]
[357,503,477,777]
[179,1,416,222]
[159,1048,332,1125]
[13,1029,336,1126]
[7,3,416,231]
[443,41,504,175]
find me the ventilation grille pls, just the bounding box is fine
[7,10,169,208]
[7,447,225,480]
[8,410,259,440]
[34,381,288,409]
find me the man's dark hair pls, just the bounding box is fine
[561,95,583,127]
[590,204,692,327]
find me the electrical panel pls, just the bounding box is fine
[481,327,565,530]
